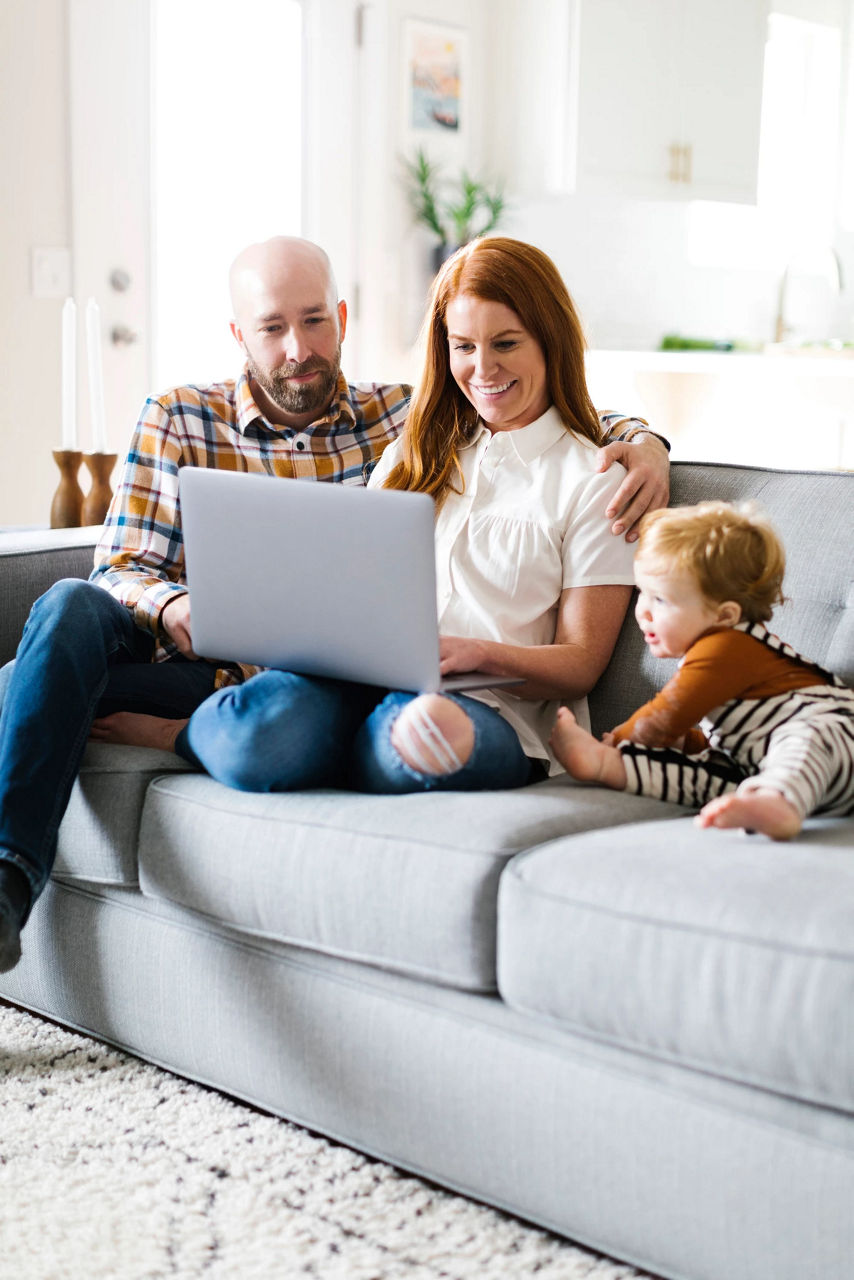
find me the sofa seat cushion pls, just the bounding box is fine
[136,773,678,991]
[497,817,854,1111]
[53,744,196,886]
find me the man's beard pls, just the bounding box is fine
[249,346,341,417]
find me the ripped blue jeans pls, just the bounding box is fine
[177,670,543,793]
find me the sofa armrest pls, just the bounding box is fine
[0,528,99,665]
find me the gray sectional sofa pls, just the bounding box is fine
[0,460,852,1280]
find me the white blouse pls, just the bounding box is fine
[368,406,637,772]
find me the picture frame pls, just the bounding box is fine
[401,18,469,153]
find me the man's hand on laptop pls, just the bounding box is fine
[160,594,198,659]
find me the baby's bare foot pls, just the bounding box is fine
[550,708,627,789]
[89,712,188,753]
[695,789,802,840]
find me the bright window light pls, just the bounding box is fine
[151,0,303,389]
[757,12,840,246]
[687,12,841,272]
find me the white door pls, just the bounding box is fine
[68,0,304,461]
[69,0,152,459]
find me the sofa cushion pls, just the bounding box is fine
[136,773,678,991]
[53,744,196,886]
[497,817,854,1111]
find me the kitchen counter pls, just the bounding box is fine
[585,349,854,471]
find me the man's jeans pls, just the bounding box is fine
[177,668,543,793]
[0,579,217,909]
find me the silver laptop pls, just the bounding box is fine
[179,467,519,694]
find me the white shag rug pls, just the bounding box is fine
[0,1002,656,1280]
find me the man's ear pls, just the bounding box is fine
[337,299,348,343]
[230,319,245,349]
[717,600,742,627]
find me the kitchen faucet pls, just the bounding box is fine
[773,247,844,344]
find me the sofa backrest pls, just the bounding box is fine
[0,531,98,666]
[2,468,851,728]
[588,462,854,738]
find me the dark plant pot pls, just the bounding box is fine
[432,242,461,274]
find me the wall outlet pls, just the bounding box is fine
[31,247,72,299]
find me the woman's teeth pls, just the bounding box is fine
[474,381,513,396]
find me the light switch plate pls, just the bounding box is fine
[31,247,72,299]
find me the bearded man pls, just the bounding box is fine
[0,236,669,971]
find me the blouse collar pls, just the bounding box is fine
[467,405,577,465]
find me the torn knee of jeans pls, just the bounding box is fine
[391,697,474,776]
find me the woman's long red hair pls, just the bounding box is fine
[381,237,602,504]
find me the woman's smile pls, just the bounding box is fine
[471,379,515,396]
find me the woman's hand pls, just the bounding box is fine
[596,434,670,541]
[439,635,494,675]
[438,583,632,701]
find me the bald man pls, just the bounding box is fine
[0,236,666,970]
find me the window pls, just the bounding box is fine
[151,0,303,387]
[757,11,841,247]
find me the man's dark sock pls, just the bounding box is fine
[0,863,31,974]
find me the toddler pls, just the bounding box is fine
[550,501,854,839]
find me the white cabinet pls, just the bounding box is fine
[573,0,769,203]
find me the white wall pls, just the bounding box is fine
[0,0,70,528]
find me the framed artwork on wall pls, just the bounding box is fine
[401,18,468,154]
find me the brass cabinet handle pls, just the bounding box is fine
[668,142,682,182]
[682,143,692,184]
[668,143,692,184]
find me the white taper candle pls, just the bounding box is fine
[86,297,107,453]
[61,297,77,450]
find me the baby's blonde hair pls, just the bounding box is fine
[636,501,786,624]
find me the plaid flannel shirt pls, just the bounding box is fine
[90,368,654,682]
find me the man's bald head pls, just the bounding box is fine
[229,237,338,326]
[228,236,347,429]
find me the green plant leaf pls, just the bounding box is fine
[400,149,504,247]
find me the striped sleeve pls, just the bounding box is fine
[610,632,756,745]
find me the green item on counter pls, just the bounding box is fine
[660,334,734,352]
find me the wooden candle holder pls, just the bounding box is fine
[81,452,118,527]
[50,449,84,528]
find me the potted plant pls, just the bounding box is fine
[402,148,505,272]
